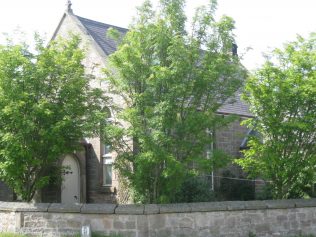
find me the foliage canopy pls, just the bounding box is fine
[236,33,316,199]
[0,35,108,201]
[104,0,246,203]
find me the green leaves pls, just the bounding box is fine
[0,35,108,201]
[104,0,245,203]
[237,33,316,199]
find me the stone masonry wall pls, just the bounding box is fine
[215,118,248,158]
[53,12,119,203]
[214,118,250,190]
[1,199,316,237]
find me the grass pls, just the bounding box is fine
[0,234,26,237]
[0,232,313,237]
[72,233,122,237]
[292,235,315,237]
[0,233,121,237]
[91,233,122,237]
[249,233,315,237]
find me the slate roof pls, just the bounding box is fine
[217,93,253,117]
[75,15,253,118]
[76,15,128,56]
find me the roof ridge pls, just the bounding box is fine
[73,14,128,56]
[75,15,128,32]
[65,14,252,118]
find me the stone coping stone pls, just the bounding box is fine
[48,203,82,213]
[265,199,296,209]
[0,202,50,212]
[0,202,18,211]
[225,201,248,211]
[1,199,316,214]
[189,202,227,212]
[244,201,267,210]
[15,203,50,212]
[115,204,144,215]
[144,204,159,214]
[81,203,116,214]
[0,202,17,211]
[295,198,316,208]
[159,203,191,213]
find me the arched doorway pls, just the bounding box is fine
[61,155,80,203]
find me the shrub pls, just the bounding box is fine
[174,175,216,203]
[218,170,255,201]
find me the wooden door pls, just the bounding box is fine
[61,155,80,203]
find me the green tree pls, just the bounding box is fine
[0,35,108,202]
[236,33,316,199]
[104,0,246,203]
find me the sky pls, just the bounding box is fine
[0,0,315,71]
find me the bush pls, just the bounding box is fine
[217,170,255,201]
[255,183,273,200]
[174,175,216,203]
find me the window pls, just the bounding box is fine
[103,145,112,186]
[102,108,113,186]
[103,144,111,155]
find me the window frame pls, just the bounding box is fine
[102,149,113,187]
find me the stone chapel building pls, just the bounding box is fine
[0,3,253,204]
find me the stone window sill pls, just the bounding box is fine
[99,186,115,194]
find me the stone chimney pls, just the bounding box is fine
[232,43,238,56]
[66,0,73,14]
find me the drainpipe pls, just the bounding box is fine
[206,129,214,191]
[81,138,92,203]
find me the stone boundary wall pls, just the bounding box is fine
[1,199,316,236]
